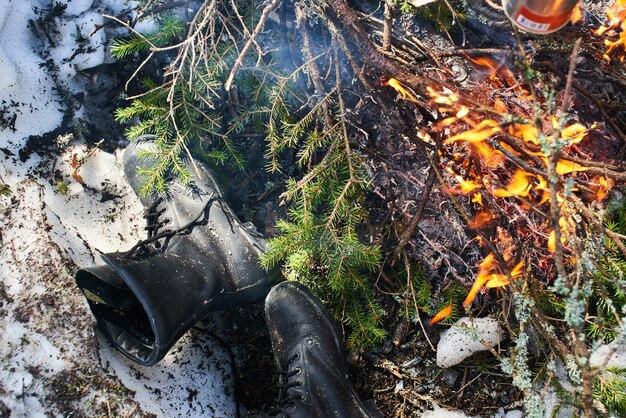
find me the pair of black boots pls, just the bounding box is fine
[75,140,378,417]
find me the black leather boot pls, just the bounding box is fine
[260,281,380,418]
[75,139,277,366]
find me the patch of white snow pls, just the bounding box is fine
[57,0,94,17]
[590,343,626,369]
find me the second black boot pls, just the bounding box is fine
[75,138,277,365]
[261,281,380,417]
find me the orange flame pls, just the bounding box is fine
[551,117,590,145]
[446,167,483,194]
[590,176,615,202]
[554,159,589,175]
[604,31,626,60]
[548,229,557,253]
[473,141,506,168]
[510,261,525,278]
[429,305,454,326]
[597,0,626,60]
[465,55,522,91]
[535,175,551,205]
[463,252,525,306]
[463,253,498,307]
[485,274,510,289]
[485,261,524,289]
[491,169,532,198]
[466,55,499,76]
[468,211,496,229]
[510,123,540,145]
[445,120,505,168]
[382,78,418,102]
[547,217,571,253]
[445,120,501,144]
[427,86,459,105]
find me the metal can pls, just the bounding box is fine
[502,0,580,34]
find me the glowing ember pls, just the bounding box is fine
[494,98,508,113]
[429,305,454,326]
[496,227,515,263]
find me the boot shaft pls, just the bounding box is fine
[75,138,276,365]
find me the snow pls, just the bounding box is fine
[421,405,476,418]
[55,0,94,17]
[544,387,576,418]
[436,317,504,368]
[99,331,236,417]
[0,0,63,161]
[493,409,523,418]
[0,1,236,416]
[590,343,626,369]
[54,10,107,78]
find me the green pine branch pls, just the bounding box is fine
[111,15,186,59]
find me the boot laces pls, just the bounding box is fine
[124,192,215,258]
[144,197,170,241]
[267,353,304,416]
